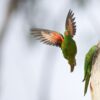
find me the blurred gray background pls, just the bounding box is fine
[0,0,100,100]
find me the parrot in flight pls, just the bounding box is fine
[30,9,77,72]
[83,45,98,95]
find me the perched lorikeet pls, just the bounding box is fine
[83,45,98,95]
[31,9,77,72]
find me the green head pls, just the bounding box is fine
[68,57,76,72]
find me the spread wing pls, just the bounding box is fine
[30,28,64,47]
[65,9,76,37]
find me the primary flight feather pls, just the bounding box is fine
[31,9,77,72]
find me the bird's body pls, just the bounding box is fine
[61,34,77,71]
[83,45,97,95]
[30,10,77,72]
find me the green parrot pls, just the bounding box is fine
[83,45,98,95]
[30,9,77,72]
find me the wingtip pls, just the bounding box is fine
[30,28,35,35]
[69,9,73,13]
[82,77,85,82]
[82,79,85,82]
[30,28,32,31]
[68,9,74,16]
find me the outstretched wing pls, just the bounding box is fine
[65,9,76,37]
[31,28,64,47]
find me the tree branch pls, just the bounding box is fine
[90,42,100,100]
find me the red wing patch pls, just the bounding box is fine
[31,28,64,47]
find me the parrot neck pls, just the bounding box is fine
[64,33,72,40]
[64,30,68,36]
[64,30,72,39]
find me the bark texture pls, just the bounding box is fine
[90,42,100,100]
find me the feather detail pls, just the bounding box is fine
[65,9,76,37]
[31,28,64,47]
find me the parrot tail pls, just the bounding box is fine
[84,74,90,96]
[70,65,74,72]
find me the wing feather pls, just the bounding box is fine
[31,28,64,47]
[65,9,76,37]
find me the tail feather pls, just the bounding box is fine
[70,66,74,72]
[84,75,90,95]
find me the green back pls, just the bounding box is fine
[83,45,97,95]
[84,45,97,79]
[61,34,77,59]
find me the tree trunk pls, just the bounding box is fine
[90,42,100,100]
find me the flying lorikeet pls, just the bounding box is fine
[31,9,77,72]
[83,45,98,95]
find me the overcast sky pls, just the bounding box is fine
[0,0,100,100]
